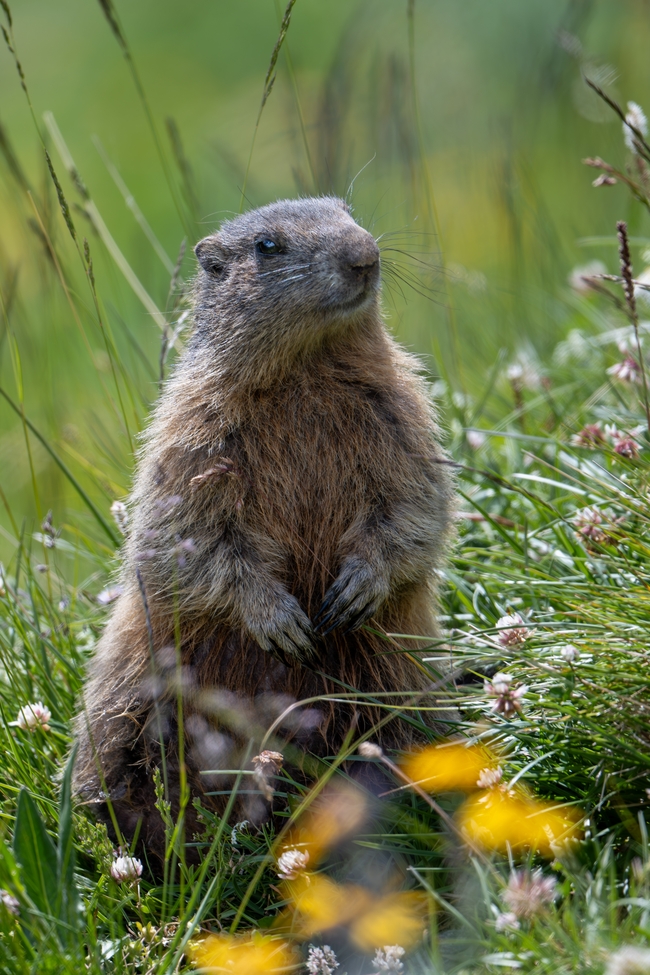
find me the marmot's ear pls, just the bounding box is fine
[195,237,228,276]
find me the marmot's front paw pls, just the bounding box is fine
[314,557,389,636]
[245,592,317,665]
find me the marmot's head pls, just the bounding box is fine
[193,197,380,351]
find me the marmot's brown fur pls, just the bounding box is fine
[74,197,454,857]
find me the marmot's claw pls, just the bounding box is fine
[315,557,388,635]
[248,591,317,664]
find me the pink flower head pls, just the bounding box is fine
[608,355,641,384]
[495,613,529,647]
[485,672,527,719]
[613,436,639,459]
[572,424,605,448]
[502,869,557,920]
[573,506,606,544]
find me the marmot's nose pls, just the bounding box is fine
[341,234,380,280]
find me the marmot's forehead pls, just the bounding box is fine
[218,196,353,244]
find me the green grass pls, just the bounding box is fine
[2,1,650,973]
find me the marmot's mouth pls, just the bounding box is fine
[328,283,378,315]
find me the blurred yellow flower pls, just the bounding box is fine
[349,891,426,951]
[458,789,578,855]
[286,874,425,950]
[401,741,496,793]
[191,932,299,974]
[286,783,367,865]
[288,873,371,935]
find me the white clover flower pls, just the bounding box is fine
[506,359,542,390]
[624,101,648,153]
[16,701,51,732]
[561,644,580,663]
[573,506,607,544]
[485,672,528,719]
[97,585,123,606]
[495,911,520,932]
[110,855,143,883]
[477,766,503,790]
[605,423,622,441]
[306,944,340,975]
[502,869,557,920]
[373,945,406,974]
[605,945,650,975]
[466,429,486,450]
[277,847,310,881]
[110,500,129,534]
[568,260,606,295]
[0,889,19,915]
[495,613,529,647]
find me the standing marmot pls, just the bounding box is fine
[74,197,454,857]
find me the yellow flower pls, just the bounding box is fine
[191,932,299,974]
[349,891,426,951]
[286,874,426,950]
[401,741,496,793]
[288,873,371,935]
[458,789,578,855]
[286,784,367,866]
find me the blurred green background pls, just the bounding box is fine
[0,0,649,567]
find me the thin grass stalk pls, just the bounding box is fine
[92,135,175,275]
[94,0,193,239]
[272,0,318,192]
[0,386,119,546]
[240,0,299,211]
[43,113,168,333]
[616,220,650,434]
[26,192,131,444]
[161,742,254,973]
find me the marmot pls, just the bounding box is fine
[74,196,454,858]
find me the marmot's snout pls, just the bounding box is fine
[340,232,380,287]
[332,230,380,312]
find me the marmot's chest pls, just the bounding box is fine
[236,384,403,540]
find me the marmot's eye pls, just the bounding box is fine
[255,238,282,255]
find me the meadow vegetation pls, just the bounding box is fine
[2,1,650,972]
